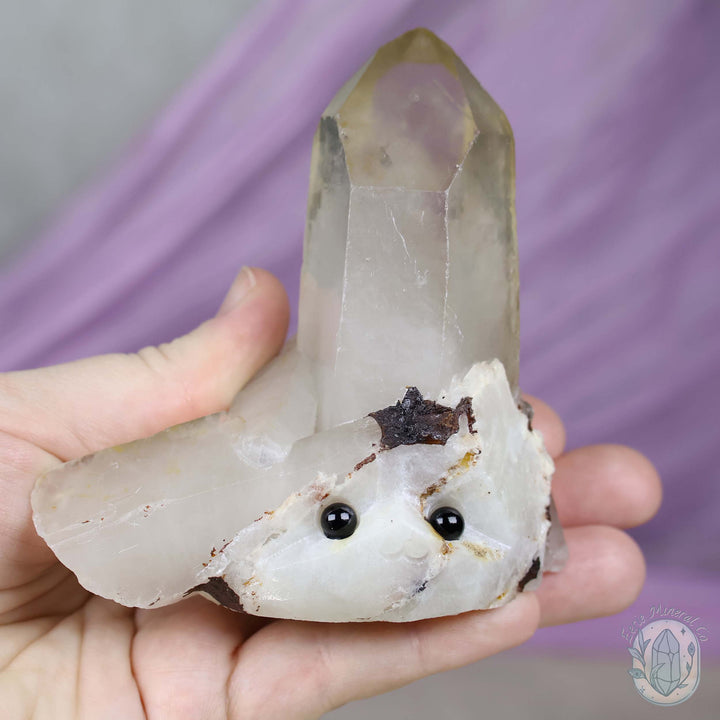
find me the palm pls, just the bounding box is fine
[0,270,661,719]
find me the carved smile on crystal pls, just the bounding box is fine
[30,28,566,623]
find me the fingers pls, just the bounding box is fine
[552,444,662,529]
[522,394,566,458]
[0,268,289,461]
[516,402,660,531]
[133,597,261,720]
[229,593,540,718]
[536,525,646,627]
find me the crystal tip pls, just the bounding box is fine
[376,27,456,63]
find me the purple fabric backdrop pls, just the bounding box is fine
[1,0,718,650]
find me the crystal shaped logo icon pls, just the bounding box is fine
[627,618,701,706]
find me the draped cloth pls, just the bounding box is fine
[1,0,718,652]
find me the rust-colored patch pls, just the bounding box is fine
[184,576,244,612]
[517,398,534,431]
[462,541,502,561]
[419,476,448,505]
[308,484,330,503]
[253,509,274,523]
[419,450,481,511]
[354,452,377,471]
[441,542,454,555]
[207,538,232,560]
[455,397,477,434]
[369,388,476,450]
[517,557,541,592]
[495,591,507,602]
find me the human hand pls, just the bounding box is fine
[0,268,661,719]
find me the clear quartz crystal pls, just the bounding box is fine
[299,28,519,429]
[31,29,566,622]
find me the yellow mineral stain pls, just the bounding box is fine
[460,450,477,470]
[462,541,502,561]
[419,476,447,506]
[419,450,480,510]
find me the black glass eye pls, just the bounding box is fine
[321,503,358,540]
[427,506,464,541]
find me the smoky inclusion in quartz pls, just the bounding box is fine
[31,29,567,623]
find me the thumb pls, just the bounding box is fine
[0,267,289,462]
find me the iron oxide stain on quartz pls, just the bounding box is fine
[186,576,244,612]
[369,387,476,450]
[517,557,541,592]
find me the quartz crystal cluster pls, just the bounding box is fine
[32,29,566,622]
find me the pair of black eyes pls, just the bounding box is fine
[320,503,464,541]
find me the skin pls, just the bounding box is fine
[0,268,662,720]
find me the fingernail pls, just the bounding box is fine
[218,266,257,315]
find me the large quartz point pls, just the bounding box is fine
[31,29,566,622]
[299,27,519,429]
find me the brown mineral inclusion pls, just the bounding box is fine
[369,387,476,450]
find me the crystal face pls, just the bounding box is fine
[299,28,519,430]
[31,29,565,622]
